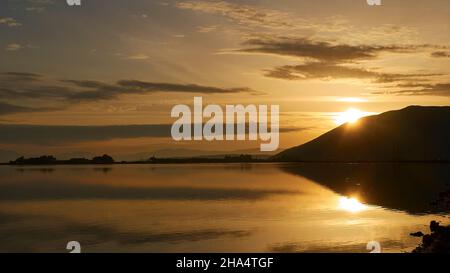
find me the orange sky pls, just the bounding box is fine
[0,0,449,159]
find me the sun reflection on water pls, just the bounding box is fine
[338,197,367,213]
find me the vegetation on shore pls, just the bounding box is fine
[9,154,115,165]
[4,154,450,165]
[6,154,262,165]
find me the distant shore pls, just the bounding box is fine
[1,157,449,166]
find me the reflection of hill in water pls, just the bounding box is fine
[281,163,450,214]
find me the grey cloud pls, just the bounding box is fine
[376,82,450,96]
[0,72,261,114]
[0,72,43,81]
[0,72,78,101]
[66,79,259,101]
[279,126,311,133]
[118,80,255,94]
[372,73,443,84]
[0,102,56,115]
[0,102,38,115]
[265,63,376,80]
[0,72,260,106]
[264,62,439,84]
[0,86,79,100]
[0,124,173,144]
[431,51,450,58]
[0,123,306,144]
[239,37,414,63]
[238,37,449,96]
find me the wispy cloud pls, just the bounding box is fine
[0,17,22,27]
[175,1,449,97]
[125,54,150,60]
[0,72,43,81]
[64,79,260,101]
[176,1,421,45]
[265,62,441,84]
[5,43,23,51]
[176,0,292,29]
[431,51,450,58]
[375,82,450,96]
[0,72,262,114]
[234,36,449,96]
[197,25,218,33]
[238,37,419,63]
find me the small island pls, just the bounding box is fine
[8,154,116,165]
[5,154,262,165]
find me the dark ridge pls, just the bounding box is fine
[274,106,450,162]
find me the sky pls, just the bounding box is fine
[0,0,449,160]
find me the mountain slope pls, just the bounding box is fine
[274,106,450,162]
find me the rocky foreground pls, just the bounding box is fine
[411,221,450,253]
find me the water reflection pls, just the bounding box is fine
[0,164,448,253]
[0,180,300,202]
[280,163,450,214]
[338,197,367,213]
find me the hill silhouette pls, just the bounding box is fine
[274,106,450,162]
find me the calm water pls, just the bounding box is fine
[0,163,448,253]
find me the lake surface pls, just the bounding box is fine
[0,163,449,253]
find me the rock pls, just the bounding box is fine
[422,234,433,247]
[412,221,450,253]
[430,220,443,233]
[410,231,424,237]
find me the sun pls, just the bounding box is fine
[334,108,366,125]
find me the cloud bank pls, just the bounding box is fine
[0,72,261,115]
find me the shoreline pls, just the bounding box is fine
[412,221,450,253]
[1,160,450,166]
